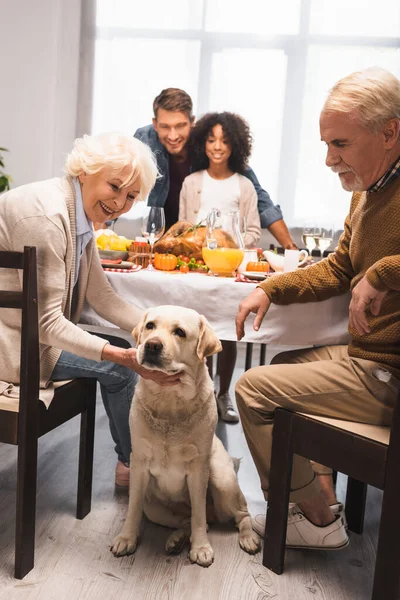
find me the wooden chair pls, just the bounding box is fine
[263,392,400,600]
[0,247,97,579]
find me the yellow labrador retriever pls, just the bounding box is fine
[111,305,260,567]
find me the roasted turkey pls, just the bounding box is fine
[150,220,237,261]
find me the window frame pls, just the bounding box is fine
[88,0,400,225]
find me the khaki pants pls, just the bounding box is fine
[235,345,399,503]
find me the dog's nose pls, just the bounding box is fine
[144,337,163,355]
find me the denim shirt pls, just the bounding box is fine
[134,124,283,228]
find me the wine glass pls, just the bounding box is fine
[318,225,335,255]
[141,207,165,271]
[301,224,320,253]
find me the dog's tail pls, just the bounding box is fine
[232,457,242,474]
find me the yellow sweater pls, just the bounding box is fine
[259,177,400,379]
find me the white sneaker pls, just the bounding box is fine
[252,505,349,550]
[252,513,268,538]
[286,505,349,550]
[216,392,239,423]
[330,502,348,529]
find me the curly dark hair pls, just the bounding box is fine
[189,112,253,174]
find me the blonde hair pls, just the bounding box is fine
[323,67,400,134]
[64,133,158,200]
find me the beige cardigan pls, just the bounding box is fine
[179,170,261,247]
[0,176,143,402]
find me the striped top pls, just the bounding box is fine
[368,154,400,192]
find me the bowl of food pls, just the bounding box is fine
[98,249,129,261]
[96,231,133,261]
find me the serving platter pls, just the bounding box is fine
[101,260,134,270]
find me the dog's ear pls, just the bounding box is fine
[132,311,148,345]
[197,315,222,361]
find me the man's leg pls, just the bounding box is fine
[270,346,341,507]
[235,345,397,529]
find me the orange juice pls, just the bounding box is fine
[202,247,244,276]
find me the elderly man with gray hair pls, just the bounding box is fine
[235,67,400,550]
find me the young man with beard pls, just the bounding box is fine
[235,67,400,550]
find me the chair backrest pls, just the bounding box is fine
[0,247,40,423]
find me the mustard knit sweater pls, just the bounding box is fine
[259,177,400,379]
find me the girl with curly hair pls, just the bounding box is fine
[180,111,261,247]
[179,112,261,423]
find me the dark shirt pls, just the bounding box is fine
[164,155,191,230]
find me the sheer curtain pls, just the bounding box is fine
[92,0,400,229]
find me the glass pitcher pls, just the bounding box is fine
[202,209,244,277]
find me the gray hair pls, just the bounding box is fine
[64,133,158,201]
[323,67,400,134]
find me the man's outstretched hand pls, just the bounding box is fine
[236,287,271,340]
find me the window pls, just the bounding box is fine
[92,0,400,229]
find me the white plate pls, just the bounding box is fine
[101,260,134,269]
[243,271,269,281]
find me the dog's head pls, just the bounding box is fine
[133,305,222,373]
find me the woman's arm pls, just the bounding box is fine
[85,243,144,331]
[12,217,181,385]
[12,216,108,361]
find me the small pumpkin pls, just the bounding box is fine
[246,261,270,272]
[153,252,178,271]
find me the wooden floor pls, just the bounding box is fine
[0,344,382,600]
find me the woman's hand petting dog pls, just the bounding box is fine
[101,345,183,386]
[136,361,183,386]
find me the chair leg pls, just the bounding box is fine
[345,477,367,534]
[263,409,294,575]
[372,485,400,599]
[15,429,39,578]
[76,380,96,520]
[259,343,267,366]
[245,343,253,371]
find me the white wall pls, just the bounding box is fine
[0,0,83,187]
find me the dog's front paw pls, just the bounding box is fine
[189,544,214,567]
[110,534,138,557]
[239,531,261,554]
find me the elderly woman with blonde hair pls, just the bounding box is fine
[0,133,181,486]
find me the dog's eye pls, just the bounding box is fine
[145,322,155,330]
[174,327,186,338]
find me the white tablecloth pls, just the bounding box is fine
[80,270,351,347]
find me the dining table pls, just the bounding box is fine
[79,268,351,348]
